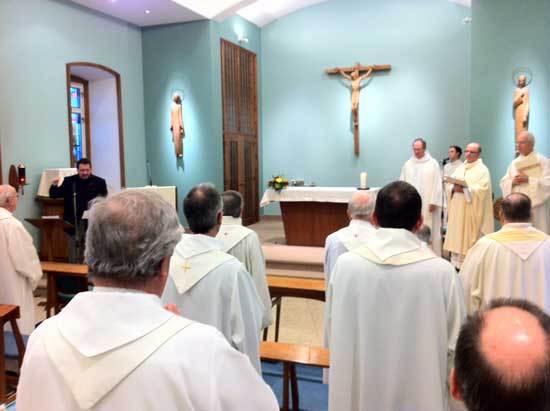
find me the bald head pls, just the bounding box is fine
[482,306,547,386]
[501,193,532,223]
[453,299,550,411]
[0,184,17,212]
[347,191,375,221]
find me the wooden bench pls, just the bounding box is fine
[40,261,88,317]
[265,276,325,343]
[267,275,325,302]
[261,341,329,411]
[0,305,25,405]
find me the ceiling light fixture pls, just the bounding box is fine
[145,9,151,14]
[238,35,249,44]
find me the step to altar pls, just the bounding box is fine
[262,244,324,279]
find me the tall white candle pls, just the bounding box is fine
[360,172,368,189]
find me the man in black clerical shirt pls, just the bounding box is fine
[49,158,108,224]
[49,158,107,293]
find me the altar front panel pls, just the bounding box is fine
[261,187,378,247]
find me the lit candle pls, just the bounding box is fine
[360,172,368,189]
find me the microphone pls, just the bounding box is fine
[442,157,450,165]
[146,161,153,186]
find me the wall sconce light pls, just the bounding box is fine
[9,164,28,195]
[238,36,249,45]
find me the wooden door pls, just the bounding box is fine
[221,39,259,226]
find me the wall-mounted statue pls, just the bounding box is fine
[170,92,185,158]
[513,70,531,137]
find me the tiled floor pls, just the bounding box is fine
[33,217,325,347]
[252,217,325,346]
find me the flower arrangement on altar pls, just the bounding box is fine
[268,175,289,192]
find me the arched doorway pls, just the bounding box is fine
[65,62,126,190]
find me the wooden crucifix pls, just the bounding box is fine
[326,63,391,156]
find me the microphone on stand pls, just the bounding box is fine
[441,157,450,165]
[146,161,153,186]
[72,181,83,263]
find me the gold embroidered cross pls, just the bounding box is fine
[182,261,191,272]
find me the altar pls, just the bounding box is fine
[260,187,378,247]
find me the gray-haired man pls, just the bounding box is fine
[324,190,376,283]
[17,190,278,411]
[162,183,265,373]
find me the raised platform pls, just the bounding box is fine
[251,216,325,280]
[262,244,324,279]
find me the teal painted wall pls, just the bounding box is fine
[471,0,550,194]
[142,16,260,223]
[260,0,471,214]
[0,0,147,235]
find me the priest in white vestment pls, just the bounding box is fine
[460,193,550,314]
[162,184,264,373]
[500,131,550,233]
[444,143,494,268]
[216,190,272,329]
[17,190,278,411]
[443,145,464,227]
[324,190,376,283]
[400,138,443,255]
[0,185,42,335]
[326,181,465,411]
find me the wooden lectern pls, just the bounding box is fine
[25,218,73,262]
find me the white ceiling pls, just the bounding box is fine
[449,0,472,7]
[68,0,471,28]
[70,65,114,81]
[69,0,205,27]
[237,0,328,27]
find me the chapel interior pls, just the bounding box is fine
[1,0,549,409]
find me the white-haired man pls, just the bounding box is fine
[500,131,550,233]
[324,190,376,283]
[216,190,272,329]
[162,184,264,373]
[17,190,278,411]
[400,138,444,255]
[0,184,42,335]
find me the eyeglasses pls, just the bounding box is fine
[465,150,479,154]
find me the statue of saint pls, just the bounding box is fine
[513,74,530,137]
[170,93,185,157]
[339,65,373,126]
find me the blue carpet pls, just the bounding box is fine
[262,361,328,411]
[6,362,328,411]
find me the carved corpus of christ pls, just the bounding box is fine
[326,63,391,156]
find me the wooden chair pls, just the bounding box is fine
[260,341,329,411]
[0,305,27,405]
[40,262,88,317]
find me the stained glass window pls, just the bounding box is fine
[70,82,85,162]
[71,113,83,161]
[70,87,81,109]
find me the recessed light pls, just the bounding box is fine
[145,9,151,14]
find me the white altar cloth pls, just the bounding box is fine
[37,168,77,197]
[260,187,379,207]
